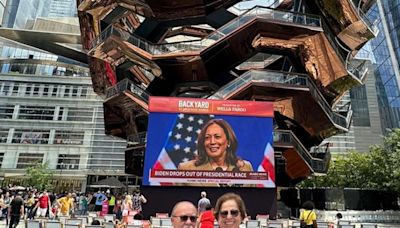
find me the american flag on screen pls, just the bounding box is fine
[257,142,276,187]
[152,113,213,171]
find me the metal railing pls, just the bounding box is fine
[334,36,369,83]
[209,70,350,130]
[274,130,331,173]
[90,6,321,54]
[347,57,369,82]
[274,130,311,172]
[311,144,332,173]
[350,0,379,36]
[105,78,150,103]
[322,19,369,84]
[90,23,114,50]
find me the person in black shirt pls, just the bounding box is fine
[8,192,24,228]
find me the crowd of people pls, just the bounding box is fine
[0,187,321,228]
[0,187,252,228]
[0,188,147,228]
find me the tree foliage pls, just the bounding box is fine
[300,129,400,193]
[25,162,54,191]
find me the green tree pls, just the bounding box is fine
[300,129,400,192]
[26,162,54,191]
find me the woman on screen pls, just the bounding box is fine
[178,119,253,172]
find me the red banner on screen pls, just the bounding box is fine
[149,169,270,185]
[149,97,273,117]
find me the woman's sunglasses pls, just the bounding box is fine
[173,215,197,222]
[219,209,240,218]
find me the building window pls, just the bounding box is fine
[64,86,71,97]
[18,106,55,120]
[16,153,44,169]
[43,86,49,96]
[0,81,11,95]
[66,107,93,122]
[12,130,50,144]
[72,86,78,97]
[81,87,88,97]
[33,86,40,96]
[54,130,84,145]
[52,86,58,96]
[0,105,14,119]
[0,128,8,143]
[25,84,32,96]
[12,83,19,95]
[57,154,80,170]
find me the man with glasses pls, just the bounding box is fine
[171,201,198,228]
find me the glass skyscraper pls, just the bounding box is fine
[368,1,400,132]
[323,0,400,154]
[1,0,76,29]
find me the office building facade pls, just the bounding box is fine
[0,1,136,191]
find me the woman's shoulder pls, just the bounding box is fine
[236,159,253,171]
[178,160,197,170]
[179,160,213,170]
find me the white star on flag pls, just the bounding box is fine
[174,144,180,150]
[187,126,193,132]
[177,123,183,129]
[185,136,192,142]
[188,116,194,122]
[175,133,181,139]
[184,147,191,153]
[178,113,185,119]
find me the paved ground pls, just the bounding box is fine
[0,219,24,228]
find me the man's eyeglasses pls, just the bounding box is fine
[173,215,197,222]
[219,209,240,218]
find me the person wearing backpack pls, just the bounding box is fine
[299,201,317,228]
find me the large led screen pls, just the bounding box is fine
[143,97,275,188]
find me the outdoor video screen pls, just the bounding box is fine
[143,97,275,188]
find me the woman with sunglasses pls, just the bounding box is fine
[214,193,246,228]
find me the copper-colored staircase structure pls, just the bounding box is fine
[78,0,376,186]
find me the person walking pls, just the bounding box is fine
[78,193,88,215]
[108,192,116,214]
[93,191,106,215]
[3,191,11,226]
[132,190,147,214]
[36,190,51,218]
[198,191,211,214]
[57,193,74,216]
[122,194,133,224]
[8,192,24,228]
[299,201,318,228]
